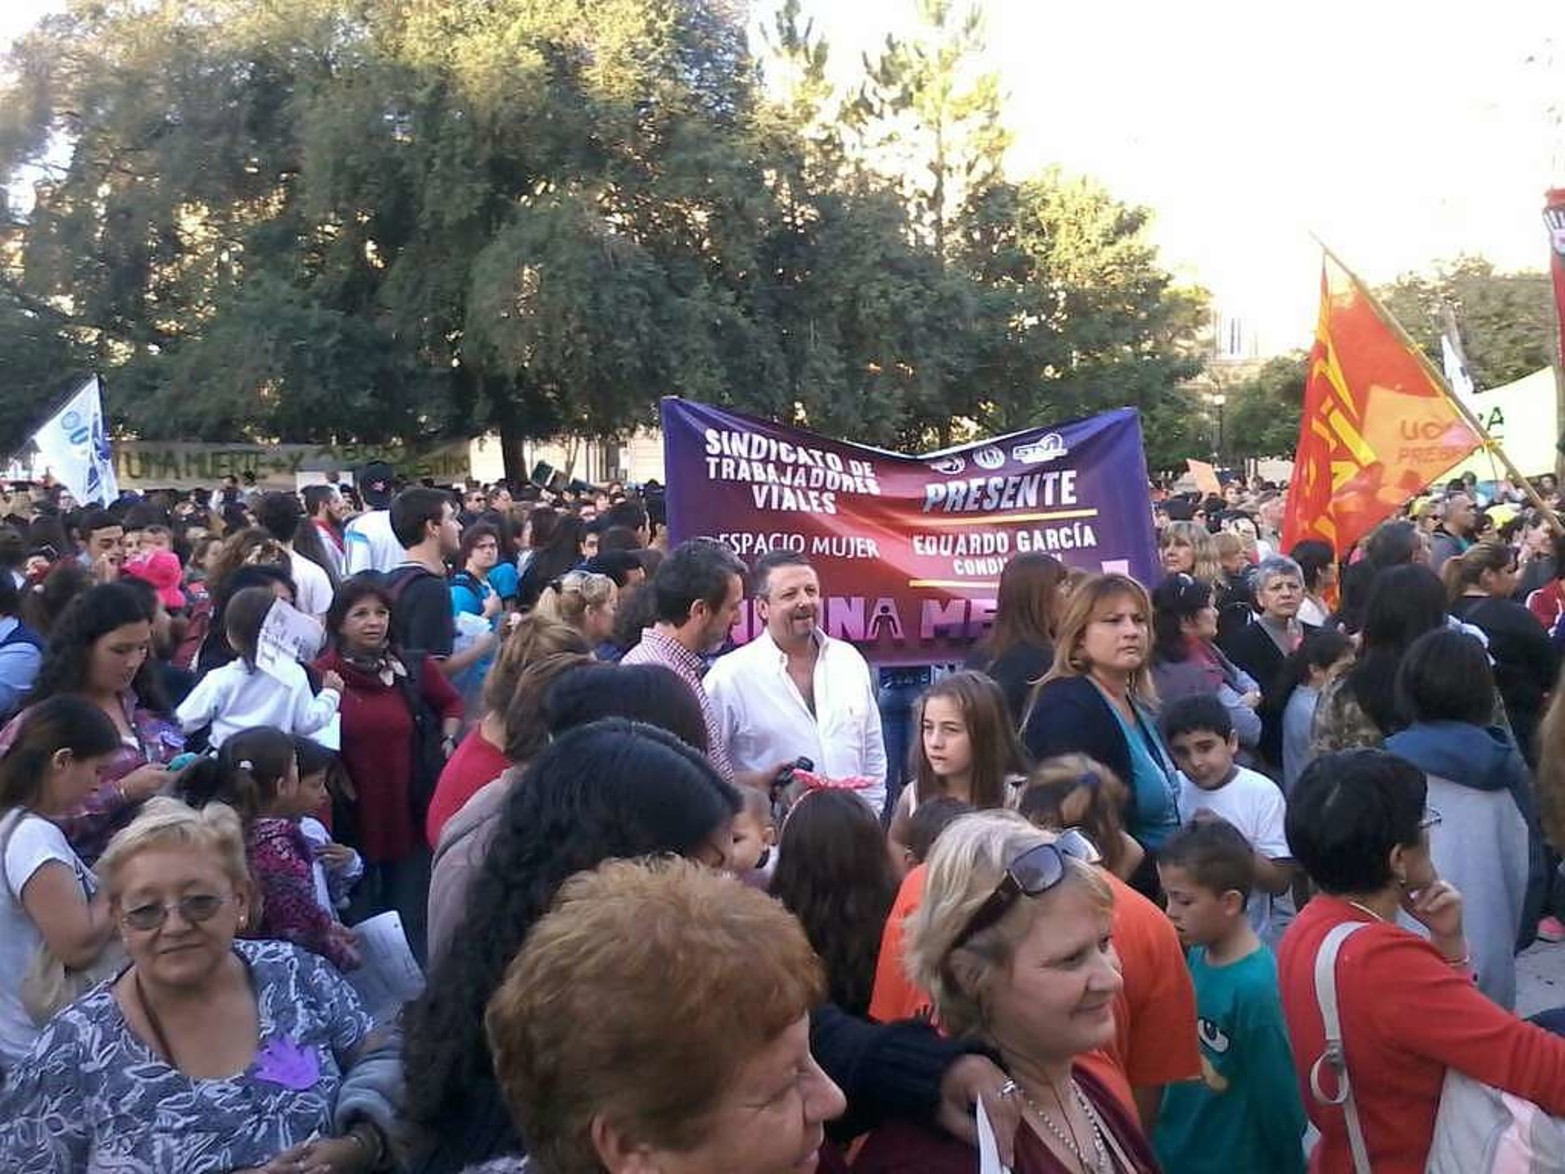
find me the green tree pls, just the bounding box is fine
[1378,257,1555,390]
[957,173,1208,454]
[847,0,1010,263]
[0,0,1208,474]
[1220,354,1307,463]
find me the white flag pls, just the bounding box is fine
[1440,332,1477,403]
[30,376,119,505]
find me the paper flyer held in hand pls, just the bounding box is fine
[346,911,425,1025]
[254,599,326,684]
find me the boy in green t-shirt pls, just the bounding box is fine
[1153,819,1307,1174]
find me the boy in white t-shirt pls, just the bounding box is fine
[1163,693,1294,946]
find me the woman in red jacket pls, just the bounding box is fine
[315,575,461,963]
[1278,749,1565,1173]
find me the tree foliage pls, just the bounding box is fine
[1378,257,1556,391]
[1221,355,1307,463]
[0,0,1207,474]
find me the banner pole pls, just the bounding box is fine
[1313,240,1563,534]
[3,372,103,474]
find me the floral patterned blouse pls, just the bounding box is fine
[0,940,374,1173]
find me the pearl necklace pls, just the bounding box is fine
[1020,1078,1111,1174]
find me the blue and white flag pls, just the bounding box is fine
[30,376,119,504]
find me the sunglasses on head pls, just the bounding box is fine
[947,828,1101,956]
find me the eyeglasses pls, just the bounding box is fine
[1419,807,1443,832]
[119,893,235,932]
[947,829,1100,956]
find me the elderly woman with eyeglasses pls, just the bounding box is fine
[856,811,1159,1173]
[0,797,400,1174]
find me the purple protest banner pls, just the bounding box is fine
[661,398,1158,665]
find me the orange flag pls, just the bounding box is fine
[1282,251,1482,555]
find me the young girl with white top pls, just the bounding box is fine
[175,586,343,748]
[0,697,123,1067]
[887,670,1028,861]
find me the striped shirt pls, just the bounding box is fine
[621,627,736,783]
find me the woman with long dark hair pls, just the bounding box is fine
[772,789,900,1018]
[1,584,182,864]
[401,720,741,1172]
[1311,564,1448,754]
[0,696,122,1065]
[515,514,586,611]
[965,553,1067,725]
[888,671,1027,861]
[1335,518,1425,633]
[312,575,461,960]
[1150,573,1263,753]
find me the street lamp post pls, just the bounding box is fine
[1206,392,1227,467]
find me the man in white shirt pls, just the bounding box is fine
[343,461,403,575]
[705,552,887,815]
[255,491,334,624]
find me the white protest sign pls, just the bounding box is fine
[254,598,325,683]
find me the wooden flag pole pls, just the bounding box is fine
[1314,239,1565,535]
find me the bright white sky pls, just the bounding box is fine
[789,0,1565,354]
[5,0,1562,355]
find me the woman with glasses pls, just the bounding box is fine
[0,797,401,1172]
[1445,542,1559,769]
[856,810,1159,1172]
[1278,750,1565,1173]
[449,522,506,711]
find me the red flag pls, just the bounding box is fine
[1283,252,1482,555]
[1546,189,1565,374]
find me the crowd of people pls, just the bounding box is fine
[1,461,1565,1172]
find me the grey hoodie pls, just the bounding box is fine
[1385,721,1536,1009]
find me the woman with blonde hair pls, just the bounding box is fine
[889,670,1028,861]
[0,797,400,1171]
[856,811,1157,1172]
[533,569,619,648]
[1159,520,1221,588]
[1022,575,1179,891]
